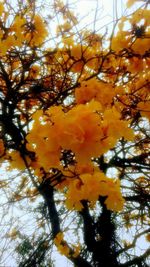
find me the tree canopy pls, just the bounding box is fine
[0,0,150,266]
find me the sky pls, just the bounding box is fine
[1,0,149,266]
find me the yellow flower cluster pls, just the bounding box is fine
[75,78,115,109]
[54,232,70,257]
[65,171,125,212]
[27,102,134,171]
[0,10,48,55]
[27,15,48,47]
[112,8,150,55]
[126,0,137,8]
[29,64,40,79]
[130,9,150,25]
[145,233,150,242]
[10,15,26,46]
[7,228,18,240]
[54,232,80,258]
[27,101,102,169]
[0,2,4,16]
[56,38,101,72]
[0,139,5,157]
[102,107,134,142]
[111,32,131,53]
[7,151,31,171]
[137,101,150,120]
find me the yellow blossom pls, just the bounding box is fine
[10,15,26,36]
[126,0,137,8]
[0,139,5,156]
[72,244,81,258]
[0,2,4,16]
[27,15,48,46]
[102,107,134,142]
[54,232,70,257]
[29,65,40,79]
[132,38,150,55]
[7,228,18,240]
[111,32,131,53]
[105,190,125,212]
[60,102,103,163]
[75,78,115,108]
[65,171,124,212]
[8,151,26,170]
[137,101,150,120]
[145,233,150,242]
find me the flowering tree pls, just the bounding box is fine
[0,0,150,266]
